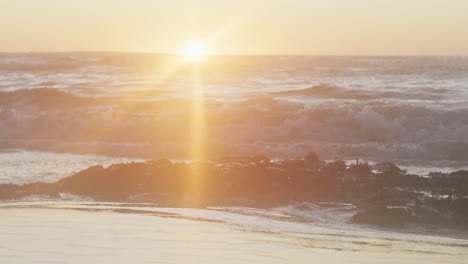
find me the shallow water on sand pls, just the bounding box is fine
[1,202,467,264]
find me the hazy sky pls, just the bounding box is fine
[1,0,468,55]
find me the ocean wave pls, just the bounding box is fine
[1,88,467,161]
[0,55,467,162]
[0,88,89,109]
[1,54,468,117]
[274,84,446,101]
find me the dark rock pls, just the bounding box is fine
[0,155,467,232]
[372,162,404,175]
[347,163,372,178]
[351,206,414,227]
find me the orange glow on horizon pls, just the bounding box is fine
[2,1,468,56]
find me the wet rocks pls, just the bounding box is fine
[351,206,414,227]
[1,154,468,231]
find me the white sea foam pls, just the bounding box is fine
[0,53,468,172]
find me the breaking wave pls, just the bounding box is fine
[1,88,468,161]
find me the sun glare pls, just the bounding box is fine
[183,41,207,63]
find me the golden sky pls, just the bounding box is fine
[1,0,468,55]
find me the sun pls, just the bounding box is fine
[182,41,207,63]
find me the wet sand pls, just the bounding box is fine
[1,202,467,264]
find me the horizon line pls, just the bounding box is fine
[0,50,467,58]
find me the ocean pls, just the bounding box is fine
[1,53,468,163]
[1,53,468,263]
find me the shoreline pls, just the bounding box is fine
[2,201,468,264]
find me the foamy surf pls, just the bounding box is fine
[1,54,468,162]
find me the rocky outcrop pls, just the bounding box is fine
[351,206,414,227]
[1,155,468,229]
